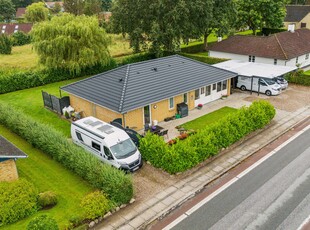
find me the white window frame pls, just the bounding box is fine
[183,93,188,104]
[169,97,174,110]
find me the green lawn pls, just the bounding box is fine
[0,77,86,137]
[0,125,94,230]
[304,70,310,76]
[180,106,237,131]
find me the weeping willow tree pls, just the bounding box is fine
[31,13,111,75]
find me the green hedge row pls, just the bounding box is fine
[0,179,38,226]
[285,70,310,86]
[181,42,204,53]
[0,102,133,205]
[180,52,228,65]
[139,100,275,174]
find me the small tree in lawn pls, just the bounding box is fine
[25,2,49,23]
[0,0,15,22]
[31,13,111,75]
[0,34,12,54]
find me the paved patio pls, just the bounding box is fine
[141,92,251,141]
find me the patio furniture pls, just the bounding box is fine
[150,125,164,135]
[159,129,169,139]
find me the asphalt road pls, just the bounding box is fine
[171,128,310,230]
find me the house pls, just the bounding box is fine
[0,23,33,35]
[61,55,237,130]
[44,1,64,12]
[15,7,26,20]
[209,29,310,69]
[0,136,27,182]
[284,5,310,30]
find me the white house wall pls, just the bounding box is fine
[209,51,310,69]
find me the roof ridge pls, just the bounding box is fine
[274,34,288,60]
[118,65,130,112]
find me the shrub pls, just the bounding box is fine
[0,34,12,54]
[0,179,38,226]
[139,100,275,174]
[80,191,111,220]
[0,102,133,205]
[38,191,58,209]
[285,70,310,86]
[10,31,31,46]
[181,42,204,53]
[27,215,59,230]
[180,52,228,65]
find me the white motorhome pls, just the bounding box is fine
[237,76,282,96]
[71,116,143,172]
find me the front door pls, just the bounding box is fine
[144,105,151,125]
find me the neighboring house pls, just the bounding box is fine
[0,23,33,35]
[45,1,64,12]
[15,7,26,20]
[284,5,310,30]
[0,136,27,182]
[61,55,237,130]
[209,29,310,69]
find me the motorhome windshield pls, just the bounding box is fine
[264,78,277,85]
[110,139,137,159]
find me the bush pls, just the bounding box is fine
[0,34,12,54]
[10,31,31,46]
[80,191,111,220]
[285,70,310,86]
[139,100,275,174]
[181,42,204,53]
[0,179,38,226]
[38,191,58,209]
[0,102,133,205]
[180,53,228,65]
[27,215,59,230]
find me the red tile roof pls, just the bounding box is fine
[0,23,33,35]
[209,29,310,60]
[16,8,26,18]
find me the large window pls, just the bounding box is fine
[169,97,174,109]
[205,85,211,96]
[195,89,200,99]
[92,142,101,151]
[76,132,83,142]
[222,80,227,90]
[217,82,222,92]
[183,93,188,104]
[201,87,205,95]
[212,84,216,91]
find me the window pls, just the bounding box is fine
[201,87,205,94]
[212,83,216,91]
[76,132,83,142]
[301,23,307,28]
[249,55,255,62]
[205,85,211,96]
[274,59,277,65]
[195,89,200,99]
[14,25,18,33]
[222,80,227,90]
[92,142,101,151]
[183,93,188,104]
[104,146,113,159]
[296,57,299,64]
[306,54,309,60]
[217,82,222,92]
[169,97,174,109]
[1,25,6,34]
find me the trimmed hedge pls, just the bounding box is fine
[139,100,276,174]
[0,102,133,205]
[181,42,204,53]
[285,70,310,86]
[180,52,228,65]
[38,191,58,209]
[0,179,38,226]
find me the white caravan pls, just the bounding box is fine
[237,76,282,96]
[71,116,142,172]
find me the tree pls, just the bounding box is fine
[235,0,288,35]
[0,0,15,22]
[0,34,12,54]
[101,0,112,11]
[63,0,84,15]
[84,0,101,16]
[12,0,33,9]
[31,13,111,74]
[25,2,49,23]
[51,2,62,14]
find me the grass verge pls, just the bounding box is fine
[180,106,237,131]
[0,125,93,230]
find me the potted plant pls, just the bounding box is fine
[197,104,203,110]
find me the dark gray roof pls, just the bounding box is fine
[61,55,237,113]
[0,136,27,159]
[285,5,310,22]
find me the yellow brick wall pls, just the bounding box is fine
[95,105,122,124]
[124,108,144,130]
[0,159,18,182]
[188,91,195,110]
[227,79,231,96]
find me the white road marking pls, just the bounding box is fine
[163,124,310,230]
